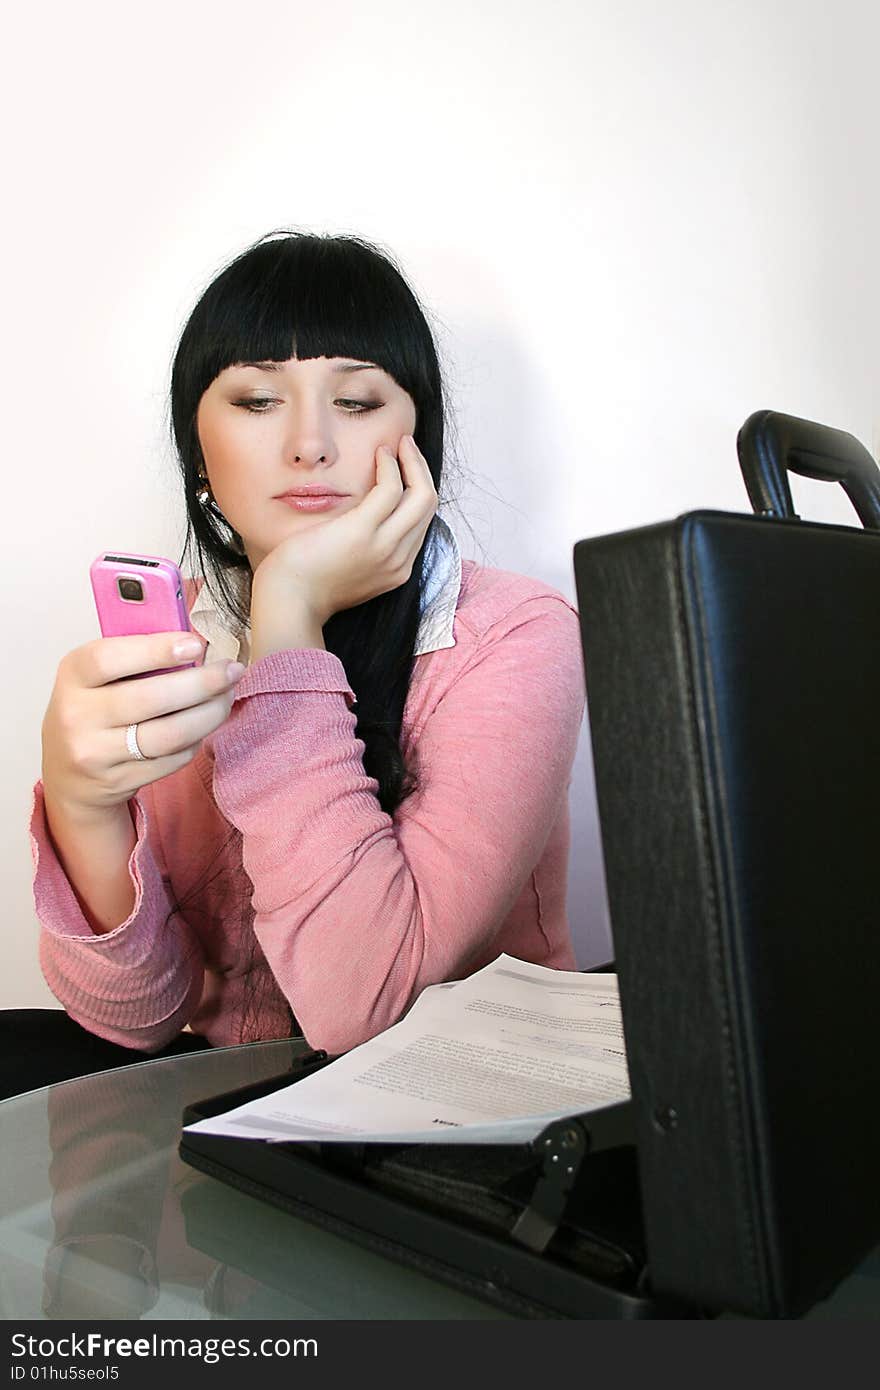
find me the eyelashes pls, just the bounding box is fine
[232,398,383,416]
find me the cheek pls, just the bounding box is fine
[198,408,230,456]
[195,407,223,469]
[397,398,417,434]
[198,413,259,478]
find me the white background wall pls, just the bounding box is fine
[3,0,877,1007]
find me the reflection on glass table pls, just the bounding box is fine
[0,1039,509,1321]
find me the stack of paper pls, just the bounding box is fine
[184,954,631,1146]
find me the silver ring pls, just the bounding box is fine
[126,723,148,761]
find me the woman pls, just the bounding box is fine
[15,231,585,1098]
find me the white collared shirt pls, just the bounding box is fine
[187,515,463,665]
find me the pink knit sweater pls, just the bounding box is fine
[29,560,585,1056]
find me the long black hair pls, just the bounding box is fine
[170,229,455,817]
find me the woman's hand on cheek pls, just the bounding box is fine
[251,434,438,625]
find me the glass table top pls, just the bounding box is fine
[0,1039,510,1321]
[2,1038,877,1321]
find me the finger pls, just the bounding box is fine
[74,632,207,689]
[104,658,242,729]
[109,686,236,766]
[112,744,205,790]
[375,435,438,544]
[349,444,406,528]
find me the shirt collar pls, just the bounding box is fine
[187,515,462,664]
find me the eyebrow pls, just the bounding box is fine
[237,360,382,374]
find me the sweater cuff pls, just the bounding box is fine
[29,781,158,955]
[236,647,356,708]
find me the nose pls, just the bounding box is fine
[281,387,340,470]
[286,414,337,469]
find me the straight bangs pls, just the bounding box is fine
[171,234,442,462]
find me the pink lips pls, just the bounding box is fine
[276,494,347,512]
[276,485,348,497]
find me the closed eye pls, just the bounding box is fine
[336,399,383,414]
[232,398,383,415]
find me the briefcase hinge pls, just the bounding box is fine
[510,1101,635,1255]
[510,1118,589,1254]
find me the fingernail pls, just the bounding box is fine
[226,661,247,682]
[173,638,202,658]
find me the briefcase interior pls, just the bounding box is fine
[181,1066,690,1319]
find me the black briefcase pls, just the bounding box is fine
[180,412,880,1320]
[573,410,880,1317]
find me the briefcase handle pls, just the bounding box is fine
[736,409,880,531]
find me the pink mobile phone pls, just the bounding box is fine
[89,551,200,680]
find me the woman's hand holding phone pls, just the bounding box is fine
[40,633,247,821]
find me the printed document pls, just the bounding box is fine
[184,954,630,1145]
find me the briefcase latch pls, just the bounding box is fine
[510,1100,635,1255]
[510,1117,589,1254]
